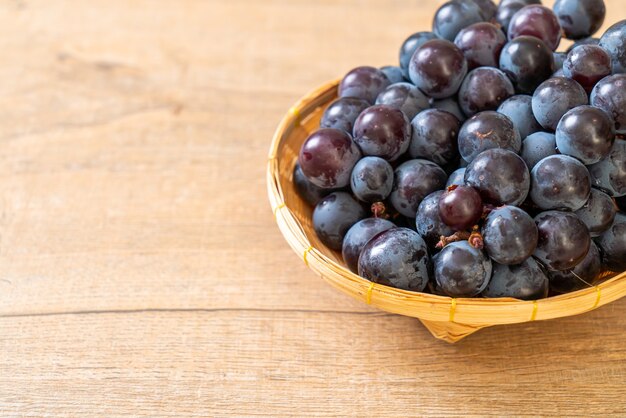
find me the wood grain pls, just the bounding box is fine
[1,0,625,416]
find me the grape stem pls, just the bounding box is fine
[371,202,387,219]
[436,226,484,249]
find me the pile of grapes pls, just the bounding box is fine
[294,0,626,299]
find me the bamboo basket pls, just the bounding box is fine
[267,79,626,343]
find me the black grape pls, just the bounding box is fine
[353,105,411,162]
[342,218,396,273]
[553,52,567,70]
[533,210,591,271]
[433,0,485,42]
[434,241,493,297]
[563,45,611,93]
[483,258,549,300]
[432,98,466,122]
[399,32,438,79]
[375,82,430,121]
[595,212,626,271]
[497,95,542,140]
[439,185,483,231]
[591,74,626,135]
[530,155,591,211]
[380,66,405,84]
[599,19,626,74]
[313,192,367,250]
[446,168,466,187]
[587,139,626,197]
[458,111,521,163]
[574,188,616,237]
[520,132,557,170]
[409,109,460,166]
[350,156,394,203]
[454,22,507,70]
[416,191,456,248]
[531,77,588,131]
[553,0,605,40]
[458,67,515,117]
[499,36,555,94]
[320,97,370,134]
[391,159,448,217]
[507,5,562,51]
[409,39,468,99]
[549,241,602,293]
[482,206,538,265]
[293,163,332,206]
[339,66,391,104]
[555,105,615,165]
[566,37,600,52]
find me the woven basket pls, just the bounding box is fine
[267,79,626,343]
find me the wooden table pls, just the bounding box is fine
[1,0,625,416]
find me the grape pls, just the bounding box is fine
[534,210,591,271]
[595,212,626,271]
[409,109,460,166]
[530,155,591,210]
[587,139,626,197]
[409,39,468,99]
[552,68,565,77]
[549,241,602,293]
[380,66,405,84]
[471,0,498,20]
[352,105,411,162]
[499,36,555,94]
[391,159,448,217]
[313,192,367,250]
[520,132,557,169]
[375,82,429,121]
[434,241,492,297]
[482,206,538,264]
[566,37,600,52]
[342,218,396,273]
[553,0,605,40]
[553,52,567,70]
[497,2,527,35]
[350,156,394,203]
[555,105,615,165]
[432,98,466,121]
[293,164,332,206]
[299,128,362,189]
[590,74,626,135]
[399,32,438,78]
[454,22,507,70]
[507,5,562,51]
[439,185,483,231]
[575,189,616,237]
[339,66,391,104]
[497,95,542,140]
[458,67,515,117]
[483,258,549,299]
[446,168,466,187]
[598,19,626,74]
[465,148,530,206]
[358,228,430,291]
[458,111,521,162]
[432,0,485,42]
[563,45,612,93]
[320,97,370,134]
[415,191,456,248]
[531,77,588,131]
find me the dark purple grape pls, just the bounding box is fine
[595,212,626,271]
[358,228,430,291]
[320,97,370,134]
[350,157,394,203]
[591,74,626,135]
[499,36,555,94]
[415,191,456,248]
[507,5,562,51]
[598,19,626,73]
[553,52,567,70]
[353,105,411,162]
[409,109,460,166]
[549,241,602,293]
[380,66,405,84]
[313,192,367,250]
[339,66,391,104]
[432,0,485,42]
[293,163,332,206]
[446,168,466,187]
[458,67,515,117]
[454,22,507,70]
[299,128,362,189]
[555,105,615,164]
[520,132,557,169]
[497,95,542,139]
[533,210,591,270]
[375,82,429,121]
[342,218,396,273]
[399,32,439,78]
[434,241,492,297]
[566,37,600,52]
[563,45,611,93]
[531,77,588,131]
[471,0,498,20]
[409,39,468,99]
[458,111,521,162]
[587,139,626,197]
[575,188,616,237]
[432,98,466,121]
[530,155,591,210]
[391,159,448,217]
[439,185,483,231]
[483,258,549,299]
[497,2,525,35]
[465,148,530,205]
[553,0,605,40]
[482,206,538,264]
[499,0,541,9]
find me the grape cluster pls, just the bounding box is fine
[293,0,626,300]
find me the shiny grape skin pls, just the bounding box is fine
[483,258,549,300]
[574,189,616,237]
[471,0,498,20]
[432,98,466,122]
[590,74,626,135]
[438,185,483,231]
[454,23,507,70]
[415,191,456,248]
[507,5,562,51]
[531,77,588,131]
[380,66,405,84]
[482,206,538,265]
[587,139,626,197]
[399,32,439,78]
[458,111,521,162]
[434,241,493,297]
[446,168,466,187]
[339,66,391,104]
[553,0,605,40]
[409,109,460,166]
[391,159,448,217]
[458,68,515,117]
[358,228,431,291]
[350,157,394,203]
[598,19,626,74]
[375,82,430,121]
[497,95,542,140]
[530,155,591,211]
[352,105,411,162]
[298,128,362,189]
[533,210,591,271]
[520,132,557,169]
[497,3,525,35]
[548,241,602,293]
[562,45,612,93]
[555,105,615,165]
[409,39,468,99]
[595,212,626,271]
[342,218,396,273]
[320,97,370,134]
[313,192,367,250]
[553,52,567,70]
[566,36,600,52]
[499,36,555,94]
[464,148,530,206]
[293,164,332,206]
[432,0,485,42]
